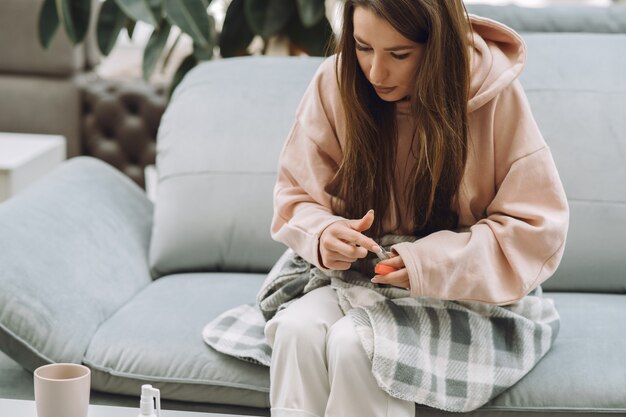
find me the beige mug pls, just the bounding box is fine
[34,363,91,417]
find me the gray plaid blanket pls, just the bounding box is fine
[203,236,560,412]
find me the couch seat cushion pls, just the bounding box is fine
[428,292,625,416]
[85,281,626,414]
[83,272,270,408]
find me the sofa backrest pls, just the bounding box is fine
[150,57,324,276]
[466,4,626,33]
[519,33,626,292]
[153,32,626,293]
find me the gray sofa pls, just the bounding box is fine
[1,5,626,417]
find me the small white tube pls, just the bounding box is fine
[373,245,390,261]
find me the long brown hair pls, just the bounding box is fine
[328,0,472,238]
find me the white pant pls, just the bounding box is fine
[265,286,416,417]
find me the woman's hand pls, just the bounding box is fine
[319,210,380,270]
[371,254,410,290]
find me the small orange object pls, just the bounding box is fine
[375,263,398,275]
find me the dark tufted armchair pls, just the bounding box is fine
[81,78,167,188]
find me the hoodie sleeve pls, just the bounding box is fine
[271,58,346,268]
[393,80,570,305]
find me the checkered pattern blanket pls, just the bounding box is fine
[203,237,560,412]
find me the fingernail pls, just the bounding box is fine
[368,209,374,215]
[371,277,380,283]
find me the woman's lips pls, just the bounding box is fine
[373,85,396,95]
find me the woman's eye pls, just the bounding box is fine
[391,53,410,60]
[356,44,371,52]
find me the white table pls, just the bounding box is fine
[0,398,255,417]
[0,132,66,203]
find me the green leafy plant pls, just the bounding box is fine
[220,0,334,57]
[38,0,335,95]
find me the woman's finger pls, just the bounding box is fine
[371,269,411,289]
[327,260,352,270]
[326,236,368,259]
[378,255,405,269]
[335,228,380,253]
[327,250,358,263]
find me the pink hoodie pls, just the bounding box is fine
[271,15,569,305]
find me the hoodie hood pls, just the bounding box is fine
[467,15,526,113]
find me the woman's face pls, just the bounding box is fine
[353,6,424,102]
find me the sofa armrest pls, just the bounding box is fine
[0,156,153,371]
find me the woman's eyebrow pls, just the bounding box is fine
[354,34,415,51]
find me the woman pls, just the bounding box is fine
[266,1,569,416]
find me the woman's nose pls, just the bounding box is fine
[369,55,389,85]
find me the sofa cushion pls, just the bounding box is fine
[413,292,626,416]
[0,157,153,371]
[477,292,626,415]
[519,33,626,293]
[467,4,626,33]
[83,272,270,408]
[85,275,626,414]
[149,56,325,278]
